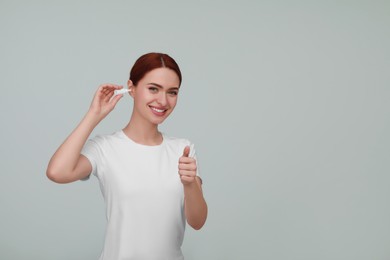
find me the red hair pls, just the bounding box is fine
[129,53,182,86]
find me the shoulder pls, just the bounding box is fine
[87,130,125,146]
[162,134,198,157]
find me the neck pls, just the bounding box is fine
[122,112,162,146]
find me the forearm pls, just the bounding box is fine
[46,111,100,180]
[183,178,208,230]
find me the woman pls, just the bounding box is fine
[46,52,208,260]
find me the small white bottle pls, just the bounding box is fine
[114,89,130,96]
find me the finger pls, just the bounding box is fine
[105,85,124,102]
[179,157,195,164]
[104,89,116,102]
[179,170,196,177]
[104,85,123,91]
[96,85,108,97]
[92,85,116,107]
[178,163,197,171]
[93,88,107,105]
[182,146,190,157]
[102,88,111,97]
[110,94,123,107]
[100,84,122,96]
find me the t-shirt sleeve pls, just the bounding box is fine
[80,138,101,181]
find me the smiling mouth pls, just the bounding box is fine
[149,106,168,115]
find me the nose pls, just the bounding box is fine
[156,92,167,106]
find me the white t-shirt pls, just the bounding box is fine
[81,130,200,260]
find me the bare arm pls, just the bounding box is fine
[179,146,208,230]
[46,84,124,183]
[183,177,208,230]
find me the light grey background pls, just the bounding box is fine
[0,1,389,259]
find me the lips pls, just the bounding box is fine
[149,106,168,116]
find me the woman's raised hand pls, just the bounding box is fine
[46,83,125,183]
[88,84,124,120]
[178,146,197,185]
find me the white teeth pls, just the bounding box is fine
[151,107,165,113]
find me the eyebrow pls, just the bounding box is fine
[147,82,180,90]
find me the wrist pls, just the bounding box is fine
[182,180,198,190]
[84,110,103,126]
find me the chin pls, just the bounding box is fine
[149,111,173,125]
[148,116,168,125]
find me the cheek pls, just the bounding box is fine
[169,97,178,107]
[134,90,152,101]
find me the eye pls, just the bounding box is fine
[149,87,158,93]
[168,91,178,96]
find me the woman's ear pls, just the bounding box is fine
[127,80,135,97]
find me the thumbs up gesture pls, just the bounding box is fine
[178,146,197,185]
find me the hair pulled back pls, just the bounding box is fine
[130,53,182,87]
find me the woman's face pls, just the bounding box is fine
[128,67,181,125]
